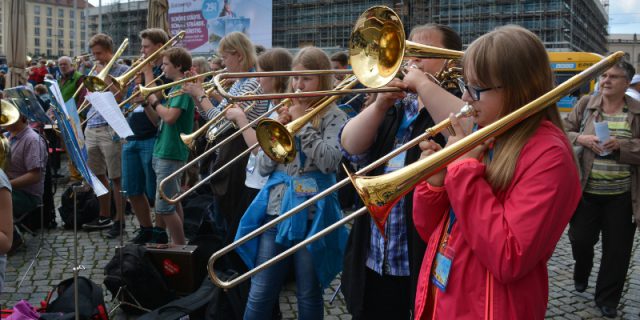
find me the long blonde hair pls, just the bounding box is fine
[463,25,565,191]
[291,47,333,128]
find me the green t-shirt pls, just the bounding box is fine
[59,71,83,102]
[153,86,195,161]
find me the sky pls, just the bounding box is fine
[88,0,640,35]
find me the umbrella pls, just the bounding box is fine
[4,0,27,87]
[147,0,170,34]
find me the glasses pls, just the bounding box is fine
[457,79,501,101]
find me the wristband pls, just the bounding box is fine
[198,94,207,103]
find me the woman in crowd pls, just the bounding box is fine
[412,25,582,319]
[565,60,639,318]
[235,47,348,320]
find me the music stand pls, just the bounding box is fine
[108,190,150,316]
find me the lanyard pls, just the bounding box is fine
[295,136,306,169]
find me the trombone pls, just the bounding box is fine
[83,38,130,92]
[180,88,259,150]
[109,31,186,91]
[206,50,625,289]
[158,75,359,203]
[137,68,227,99]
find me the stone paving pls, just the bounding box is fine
[1,175,639,319]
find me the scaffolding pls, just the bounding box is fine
[88,0,148,58]
[273,0,608,53]
[425,0,607,53]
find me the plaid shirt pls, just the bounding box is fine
[340,93,419,276]
[87,63,130,128]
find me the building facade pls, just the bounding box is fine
[87,1,148,59]
[24,0,91,59]
[609,34,640,73]
[272,0,608,54]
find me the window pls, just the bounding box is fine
[47,17,52,27]
[69,30,74,38]
[34,27,40,35]
[47,49,52,57]
[58,19,63,28]
[58,8,64,18]
[35,38,40,46]
[59,50,64,57]
[58,39,64,48]
[58,29,63,38]
[46,6,52,17]
[70,40,74,49]
[34,5,40,15]
[34,16,40,25]
[70,9,75,18]
[47,28,52,37]
[70,20,74,28]
[47,39,52,48]
[35,48,41,56]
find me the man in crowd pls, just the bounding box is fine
[6,113,48,252]
[81,33,129,235]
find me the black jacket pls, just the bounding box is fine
[341,104,445,318]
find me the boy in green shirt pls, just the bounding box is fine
[146,47,194,245]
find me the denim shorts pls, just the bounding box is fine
[122,138,156,200]
[152,157,184,214]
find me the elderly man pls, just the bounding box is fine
[6,113,48,253]
[57,56,86,104]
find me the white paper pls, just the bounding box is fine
[46,80,68,114]
[594,120,611,156]
[85,92,134,138]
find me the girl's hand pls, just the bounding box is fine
[446,113,491,161]
[419,139,446,187]
[225,105,248,127]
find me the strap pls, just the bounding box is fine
[578,95,596,133]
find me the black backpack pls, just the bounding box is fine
[44,276,109,320]
[58,182,99,229]
[103,244,175,313]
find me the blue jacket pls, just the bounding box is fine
[235,170,348,288]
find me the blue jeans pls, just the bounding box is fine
[244,216,323,320]
[122,138,156,200]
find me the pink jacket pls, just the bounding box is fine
[413,121,581,320]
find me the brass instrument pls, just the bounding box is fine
[158,75,363,203]
[137,69,226,99]
[83,38,130,92]
[117,72,166,117]
[350,6,463,88]
[109,31,186,91]
[205,51,625,289]
[0,100,22,170]
[164,69,229,99]
[180,92,257,150]
[73,53,92,69]
[160,98,293,204]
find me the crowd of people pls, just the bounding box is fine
[0,21,638,320]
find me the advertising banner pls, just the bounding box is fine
[168,0,272,55]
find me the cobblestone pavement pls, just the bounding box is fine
[1,176,639,319]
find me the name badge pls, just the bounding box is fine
[386,152,406,171]
[431,247,455,292]
[293,177,318,196]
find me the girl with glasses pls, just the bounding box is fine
[412,25,582,319]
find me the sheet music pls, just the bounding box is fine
[44,80,108,197]
[85,92,134,138]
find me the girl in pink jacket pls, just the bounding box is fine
[412,25,582,319]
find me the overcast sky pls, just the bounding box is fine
[87,0,640,35]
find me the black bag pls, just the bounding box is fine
[44,276,109,320]
[138,277,217,320]
[58,182,99,229]
[204,269,250,320]
[103,244,175,313]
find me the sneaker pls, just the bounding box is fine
[105,221,124,239]
[150,227,169,244]
[82,216,113,230]
[130,227,153,245]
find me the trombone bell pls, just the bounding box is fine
[255,120,296,163]
[349,6,463,88]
